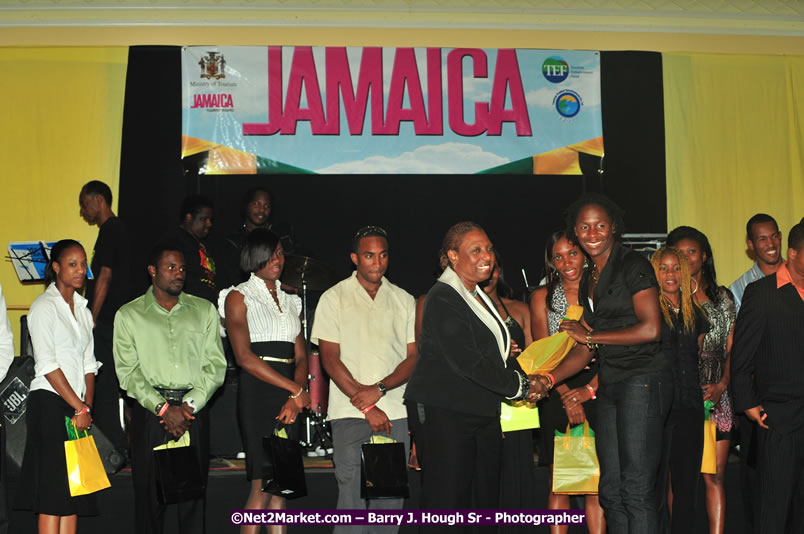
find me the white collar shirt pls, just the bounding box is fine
[28,283,101,399]
[311,272,416,421]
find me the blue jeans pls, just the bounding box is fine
[596,370,673,534]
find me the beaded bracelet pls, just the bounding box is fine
[586,384,597,400]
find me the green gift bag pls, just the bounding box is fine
[552,421,599,495]
[500,401,540,432]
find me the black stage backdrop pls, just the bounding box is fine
[119,46,665,300]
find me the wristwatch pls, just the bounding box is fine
[376,382,388,397]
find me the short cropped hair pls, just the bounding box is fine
[147,241,184,269]
[565,193,626,242]
[240,228,280,273]
[789,222,804,253]
[240,187,271,219]
[746,213,778,242]
[81,180,112,206]
[179,194,214,222]
[352,226,389,253]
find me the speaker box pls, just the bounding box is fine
[0,356,126,474]
[208,367,242,458]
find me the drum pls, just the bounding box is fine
[307,351,329,415]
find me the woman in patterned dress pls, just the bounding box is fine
[529,231,604,534]
[667,226,735,534]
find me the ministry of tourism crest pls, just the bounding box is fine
[198,51,226,80]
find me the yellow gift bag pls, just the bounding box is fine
[552,422,600,495]
[64,421,111,497]
[701,401,717,474]
[500,401,540,432]
[517,305,584,374]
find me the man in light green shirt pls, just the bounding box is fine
[113,242,226,534]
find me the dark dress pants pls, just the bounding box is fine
[755,424,804,534]
[738,413,761,531]
[130,401,209,534]
[407,403,501,533]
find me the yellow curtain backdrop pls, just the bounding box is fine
[0,47,128,353]
[664,53,804,286]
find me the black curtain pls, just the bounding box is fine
[119,46,665,299]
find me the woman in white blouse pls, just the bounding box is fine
[16,239,102,533]
[220,229,311,534]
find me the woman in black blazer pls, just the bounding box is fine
[405,222,536,516]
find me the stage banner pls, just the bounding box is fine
[181,46,603,175]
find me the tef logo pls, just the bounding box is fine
[543,56,569,83]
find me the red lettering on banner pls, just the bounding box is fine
[191,93,234,108]
[242,46,530,137]
[425,48,444,135]
[382,48,430,135]
[487,49,531,136]
[448,49,489,137]
[281,47,326,135]
[243,46,283,135]
[324,47,384,135]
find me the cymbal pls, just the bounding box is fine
[281,255,337,291]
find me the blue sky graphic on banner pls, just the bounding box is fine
[181,46,603,174]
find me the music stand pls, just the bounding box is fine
[8,241,94,282]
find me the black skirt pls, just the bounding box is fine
[238,341,297,481]
[539,365,599,465]
[15,389,98,516]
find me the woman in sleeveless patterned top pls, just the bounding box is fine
[668,226,735,534]
[530,232,604,534]
[220,229,311,534]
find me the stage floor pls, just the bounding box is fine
[7,457,751,533]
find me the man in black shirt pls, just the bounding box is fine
[218,187,296,288]
[732,222,804,534]
[165,194,219,305]
[79,180,131,457]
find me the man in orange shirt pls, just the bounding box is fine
[732,221,804,534]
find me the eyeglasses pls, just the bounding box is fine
[354,225,388,240]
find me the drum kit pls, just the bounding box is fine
[280,254,338,456]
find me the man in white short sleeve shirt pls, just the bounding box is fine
[312,226,417,533]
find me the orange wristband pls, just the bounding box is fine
[361,404,376,414]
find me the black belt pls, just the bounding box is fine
[154,387,191,405]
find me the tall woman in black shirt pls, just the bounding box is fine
[531,194,672,534]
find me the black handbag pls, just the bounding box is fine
[360,440,409,500]
[262,425,307,499]
[153,441,206,505]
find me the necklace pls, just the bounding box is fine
[662,295,680,314]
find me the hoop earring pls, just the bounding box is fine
[690,278,699,295]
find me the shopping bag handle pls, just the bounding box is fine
[560,421,593,450]
[71,420,89,439]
